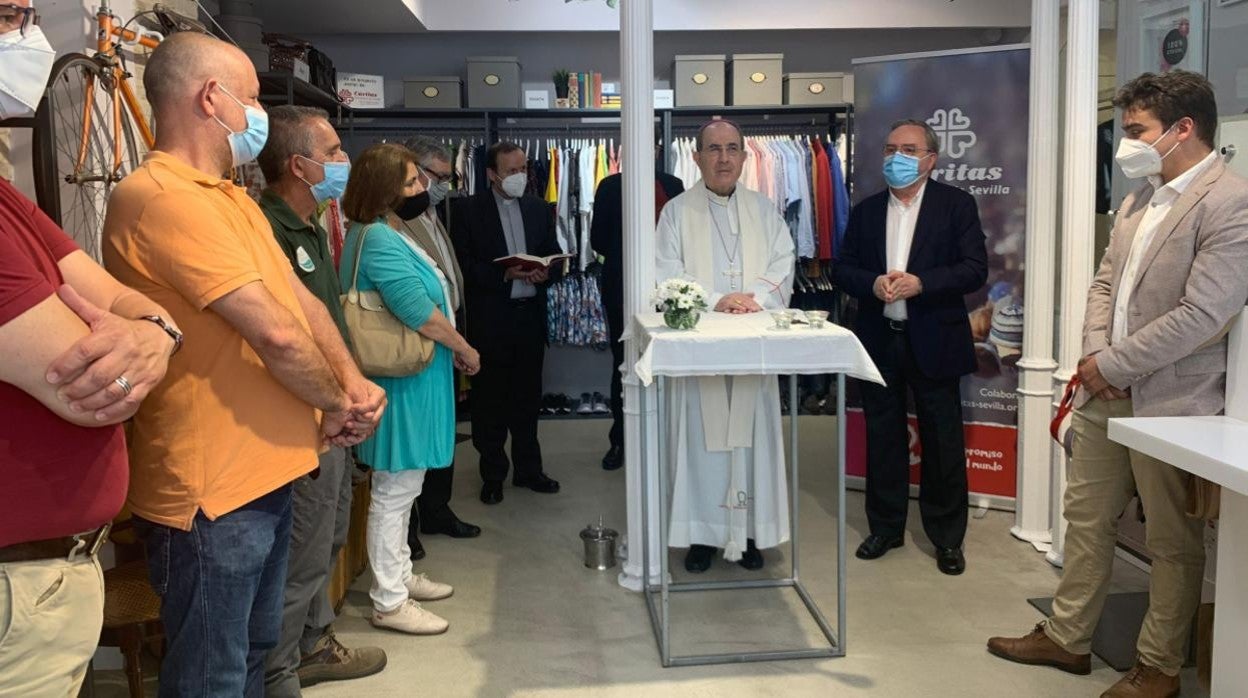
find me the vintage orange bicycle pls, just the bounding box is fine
[33,1,207,258]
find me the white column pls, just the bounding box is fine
[1047,0,1099,568]
[618,0,659,591]
[1011,0,1061,549]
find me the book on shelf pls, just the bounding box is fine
[493,253,575,272]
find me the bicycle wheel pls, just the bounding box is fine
[34,53,143,260]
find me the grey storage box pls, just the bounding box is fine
[673,54,726,107]
[729,53,783,106]
[466,56,521,109]
[783,72,846,106]
[404,76,462,108]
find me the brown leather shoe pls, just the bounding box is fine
[986,622,1091,675]
[1100,662,1180,698]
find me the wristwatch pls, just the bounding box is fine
[141,315,184,355]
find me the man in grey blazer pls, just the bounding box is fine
[989,70,1248,698]
[400,137,481,559]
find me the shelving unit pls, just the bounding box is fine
[258,71,346,115]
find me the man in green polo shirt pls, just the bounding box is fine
[257,105,387,694]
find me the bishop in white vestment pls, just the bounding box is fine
[654,120,796,571]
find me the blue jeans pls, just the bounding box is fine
[136,485,293,698]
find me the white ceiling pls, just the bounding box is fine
[257,0,1030,35]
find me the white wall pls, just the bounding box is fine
[1209,0,1248,116]
[305,27,1028,108]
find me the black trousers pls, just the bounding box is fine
[408,460,456,539]
[860,324,968,549]
[606,301,624,450]
[471,300,546,484]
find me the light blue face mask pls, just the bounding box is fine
[211,84,269,168]
[882,152,928,189]
[298,155,350,203]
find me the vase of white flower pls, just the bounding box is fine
[653,278,709,330]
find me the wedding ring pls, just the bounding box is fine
[114,375,133,397]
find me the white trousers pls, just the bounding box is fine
[367,469,427,612]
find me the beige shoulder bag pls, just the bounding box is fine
[340,223,435,378]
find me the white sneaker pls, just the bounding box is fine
[371,599,449,635]
[405,573,453,601]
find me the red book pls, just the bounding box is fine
[594,72,603,108]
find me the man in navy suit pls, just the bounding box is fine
[833,119,987,575]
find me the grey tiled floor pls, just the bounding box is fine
[93,417,1206,698]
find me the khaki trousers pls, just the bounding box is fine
[1045,398,1205,675]
[0,555,104,697]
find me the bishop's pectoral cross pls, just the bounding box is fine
[722,265,744,291]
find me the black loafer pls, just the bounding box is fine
[936,547,965,575]
[422,517,481,538]
[855,534,904,560]
[480,481,503,505]
[601,445,623,471]
[738,539,764,570]
[514,473,560,493]
[685,544,715,573]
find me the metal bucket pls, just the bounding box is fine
[580,518,618,570]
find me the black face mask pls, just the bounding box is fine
[395,192,431,221]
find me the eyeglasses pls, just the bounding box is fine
[421,166,452,185]
[0,3,37,36]
[882,145,934,157]
[701,143,743,158]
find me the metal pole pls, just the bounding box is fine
[640,376,650,593]
[657,376,671,666]
[789,374,800,582]
[836,372,847,653]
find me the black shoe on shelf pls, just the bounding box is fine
[684,544,716,573]
[556,394,573,415]
[576,392,594,415]
[540,394,557,415]
[514,473,560,493]
[480,481,504,505]
[601,444,624,471]
[592,392,610,414]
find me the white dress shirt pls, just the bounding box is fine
[1110,149,1218,344]
[884,181,928,321]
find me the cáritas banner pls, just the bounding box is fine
[848,45,1031,504]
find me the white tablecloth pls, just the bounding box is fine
[631,312,884,386]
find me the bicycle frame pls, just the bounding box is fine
[73,0,161,182]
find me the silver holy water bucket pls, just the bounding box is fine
[580,517,619,570]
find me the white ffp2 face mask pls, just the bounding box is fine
[1115,123,1180,179]
[500,172,528,198]
[0,26,56,120]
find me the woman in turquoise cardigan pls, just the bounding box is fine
[340,143,480,637]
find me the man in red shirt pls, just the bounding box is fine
[0,5,178,694]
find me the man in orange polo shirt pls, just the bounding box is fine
[102,33,385,697]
